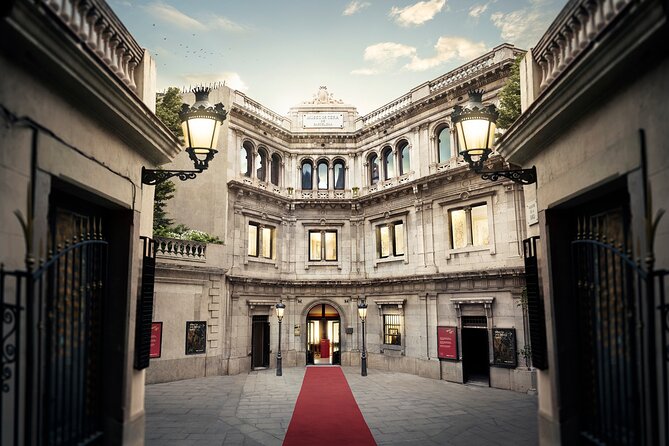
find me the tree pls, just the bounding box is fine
[156,87,183,137]
[153,87,182,233]
[496,55,523,130]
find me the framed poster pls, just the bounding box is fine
[185,321,207,355]
[150,322,163,359]
[492,328,517,368]
[437,326,458,360]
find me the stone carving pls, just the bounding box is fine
[304,86,344,105]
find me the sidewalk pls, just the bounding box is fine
[145,366,538,446]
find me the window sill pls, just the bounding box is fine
[446,244,495,259]
[373,256,408,268]
[305,261,342,270]
[246,256,278,268]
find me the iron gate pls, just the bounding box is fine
[1,219,108,446]
[572,215,668,445]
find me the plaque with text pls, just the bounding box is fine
[492,328,517,368]
[150,322,163,359]
[302,113,344,129]
[437,326,458,360]
[185,321,207,355]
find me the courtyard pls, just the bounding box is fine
[145,367,538,446]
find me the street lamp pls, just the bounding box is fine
[142,87,227,185]
[358,300,368,376]
[275,301,285,376]
[452,90,537,185]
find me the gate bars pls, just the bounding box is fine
[1,227,108,446]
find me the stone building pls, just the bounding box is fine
[149,44,538,393]
[1,0,181,444]
[495,0,669,444]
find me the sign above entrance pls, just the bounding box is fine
[437,326,458,360]
[302,112,344,129]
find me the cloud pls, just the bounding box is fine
[343,1,371,16]
[490,0,555,48]
[210,15,246,32]
[405,37,487,71]
[389,0,446,27]
[352,37,485,74]
[469,3,488,18]
[182,72,249,92]
[145,2,206,30]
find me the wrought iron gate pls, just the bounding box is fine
[572,214,668,445]
[1,219,108,445]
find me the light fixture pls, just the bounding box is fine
[276,301,285,376]
[358,300,368,376]
[142,87,227,185]
[452,90,537,185]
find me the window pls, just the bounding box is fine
[240,142,252,177]
[301,161,313,190]
[382,147,394,180]
[309,230,337,261]
[437,126,451,162]
[398,141,410,175]
[384,315,402,346]
[248,222,275,259]
[449,203,489,249]
[369,153,379,185]
[376,221,404,258]
[317,160,328,190]
[333,160,345,190]
[256,148,267,182]
[271,153,281,186]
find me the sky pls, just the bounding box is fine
[110,0,567,116]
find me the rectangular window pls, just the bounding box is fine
[384,315,402,346]
[309,230,337,261]
[376,221,405,258]
[449,204,489,249]
[248,222,274,259]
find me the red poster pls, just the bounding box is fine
[437,326,457,360]
[150,322,162,359]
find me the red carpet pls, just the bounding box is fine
[283,366,377,446]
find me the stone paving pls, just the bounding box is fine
[145,366,538,446]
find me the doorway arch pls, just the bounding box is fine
[306,303,341,365]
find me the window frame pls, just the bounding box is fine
[256,147,268,182]
[333,159,346,190]
[271,153,281,186]
[398,141,410,176]
[368,153,379,185]
[369,212,409,267]
[439,193,496,258]
[383,314,402,346]
[316,160,329,190]
[308,229,338,262]
[240,141,253,178]
[436,125,452,164]
[301,160,313,190]
[247,221,275,260]
[382,146,394,180]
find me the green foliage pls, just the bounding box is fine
[496,55,523,130]
[155,224,222,244]
[153,178,175,232]
[156,87,183,137]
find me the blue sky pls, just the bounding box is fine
[110,0,566,115]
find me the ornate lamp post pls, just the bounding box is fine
[358,300,368,376]
[275,301,285,376]
[452,90,537,185]
[142,87,227,185]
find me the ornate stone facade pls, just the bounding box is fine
[151,43,535,392]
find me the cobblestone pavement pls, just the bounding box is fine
[145,366,538,446]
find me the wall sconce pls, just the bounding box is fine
[142,87,227,185]
[452,90,536,185]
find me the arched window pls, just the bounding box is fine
[437,126,451,162]
[256,148,268,182]
[382,147,394,180]
[369,153,379,185]
[301,160,313,190]
[317,160,328,190]
[333,160,345,190]
[398,141,410,175]
[240,141,252,177]
[271,153,281,186]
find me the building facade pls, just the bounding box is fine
[1,0,181,444]
[149,44,538,393]
[496,0,669,444]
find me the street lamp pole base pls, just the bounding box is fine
[276,354,282,376]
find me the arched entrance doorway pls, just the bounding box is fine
[306,304,341,365]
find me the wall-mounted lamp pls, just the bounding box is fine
[452,90,536,185]
[142,87,227,185]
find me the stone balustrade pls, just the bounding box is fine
[44,0,144,91]
[360,93,412,126]
[234,93,289,128]
[155,237,207,261]
[428,52,496,94]
[532,0,634,92]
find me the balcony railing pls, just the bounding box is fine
[155,237,207,261]
[43,0,145,91]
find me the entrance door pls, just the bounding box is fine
[461,316,490,385]
[251,316,270,369]
[306,304,340,365]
